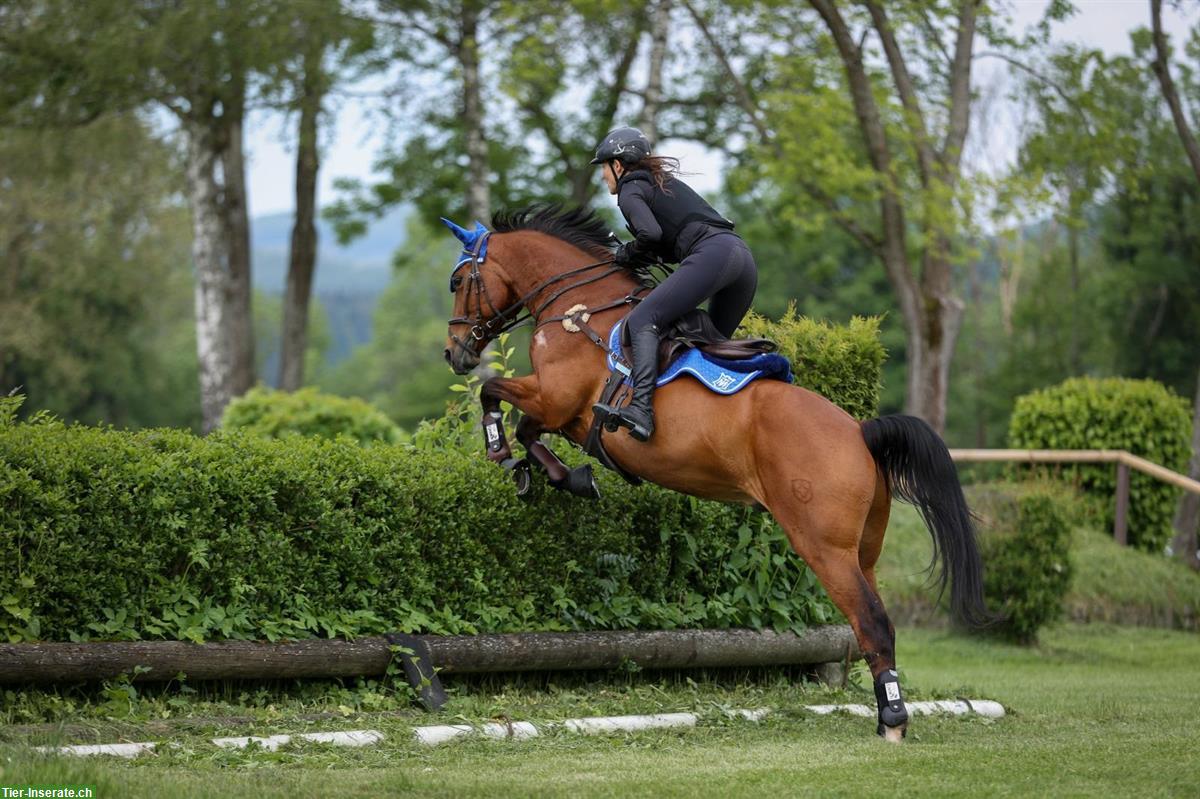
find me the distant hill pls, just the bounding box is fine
[251,205,409,294]
[251,205,409,371]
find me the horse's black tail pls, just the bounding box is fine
[861,414,991,628]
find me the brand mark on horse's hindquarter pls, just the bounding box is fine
[791,478,813,503]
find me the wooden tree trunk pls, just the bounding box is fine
[279,46,323,392]
[1172,366,1200,568]
[906,248,965,434]
[220,105,256,402]
[640,0,671,147]
[460,2,491,225]
[0,627,860,684]
[183,117,239,433]
[1151,0,1200,186]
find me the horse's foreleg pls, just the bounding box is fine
[479,375,544,464]
[515,414,568,483]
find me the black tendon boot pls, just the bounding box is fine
[874,669,909,738]
[594,325,659,441]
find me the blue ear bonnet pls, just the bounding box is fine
[441,217,491,293]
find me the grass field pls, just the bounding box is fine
[3,623,1198,798]
[4,504,1198,797]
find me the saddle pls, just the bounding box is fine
[621,308,779,372]
[606,310,794,395]
[581,309,794,485]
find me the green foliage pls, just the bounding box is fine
[967,482,1078,645]
[0,116,199,429]
[0,400,836,643]
[221,387,404,446]
[1008,377,1191,551]
[739,307,885,419]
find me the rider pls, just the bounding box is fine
[590,126,759,442]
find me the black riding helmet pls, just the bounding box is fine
[589,126,651,165]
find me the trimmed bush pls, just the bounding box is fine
[967,481,1078,644]
[739,307,884,419]
[1008,377,1191,551]
[221,386,404,445]
[0,411,836,643]
[0,311,885,644]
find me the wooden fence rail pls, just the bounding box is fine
[948,449,1200,546]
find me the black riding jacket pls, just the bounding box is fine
[616,171,735,264]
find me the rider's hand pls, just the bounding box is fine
[613,241,636,265]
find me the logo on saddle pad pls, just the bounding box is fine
[713,372,736,390]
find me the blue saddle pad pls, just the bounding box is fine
[606,320,794,395]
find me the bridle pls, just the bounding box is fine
[446,230,649,360]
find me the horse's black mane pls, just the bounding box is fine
[492,204,616,258]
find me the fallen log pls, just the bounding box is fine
[0,626,859,684]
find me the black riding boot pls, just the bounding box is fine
[594,325,658,441]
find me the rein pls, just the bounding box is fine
[448,231,650,359]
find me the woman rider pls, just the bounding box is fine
[590,126,759,442]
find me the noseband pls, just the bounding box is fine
[447,231,641,361]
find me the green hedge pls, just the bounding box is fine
[739,307,884,419]
[221,386,404,445]
[0,407,836,644]
[966,482,1079,644]
[0,312,882,644]
[1007,377,1191,551]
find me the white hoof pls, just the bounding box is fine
[882,724,906,744]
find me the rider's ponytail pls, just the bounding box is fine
[628,155,682,194]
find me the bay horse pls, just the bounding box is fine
[441,206,987,741]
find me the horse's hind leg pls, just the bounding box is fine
[765,489,908,741]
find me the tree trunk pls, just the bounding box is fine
[0,627,859,683]
[220,104,256,401]
[183,116,241,433]
[460,2,491,225]
[640,0,671,147]
[1172,366,1200,569]
[1150,0,1200,185]
[279,46,323,392]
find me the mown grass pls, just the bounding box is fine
[2,623,1198,798]
[3,502,1198,797]
[877,504,1200,629]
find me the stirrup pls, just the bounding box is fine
[592,402,654,442]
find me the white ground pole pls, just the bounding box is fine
[35,700,1005,756]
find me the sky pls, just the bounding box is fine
[242,0,1199,219]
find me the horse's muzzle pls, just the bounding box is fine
[445,344,480,375]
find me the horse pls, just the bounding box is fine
[441,205,988,742]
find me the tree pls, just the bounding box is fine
[1,0,291,431]
[500,0,649,207]
[269,4,377,391]
[1148,0,1200,567]
[0,115,199,428]
[680,0,1013,433]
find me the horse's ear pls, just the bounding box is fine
[440,217,477,247]
[472,221,489,238]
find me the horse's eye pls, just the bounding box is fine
[449,275,463,293]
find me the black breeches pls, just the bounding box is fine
[627,233,758,339]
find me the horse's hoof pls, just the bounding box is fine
[566,464,601,500]
[501,458,533,497]
[877,723,907,743]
